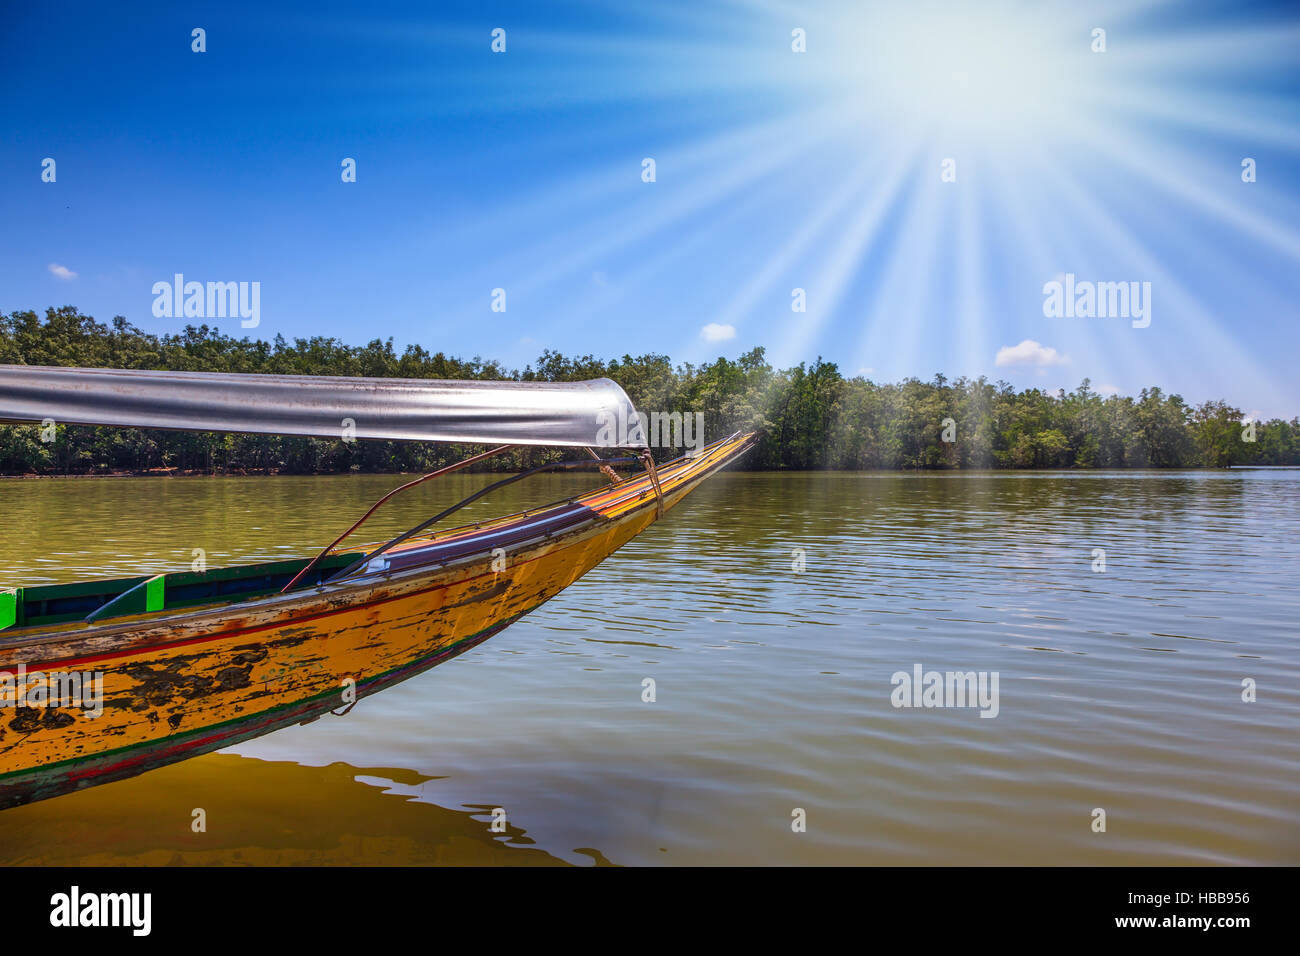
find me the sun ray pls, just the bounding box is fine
[772,138,928,367]
[677,149,887,365]
[1034,143,1289,411]
[952,163,990,380]
[866,156,955,384]
[1067,121,1300,265]
[528,137,873,362]
[425,102,851,325]
[1085,88,1300,152]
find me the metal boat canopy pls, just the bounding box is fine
[0,365,646,448]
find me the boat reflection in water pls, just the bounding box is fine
[1,752,609,866]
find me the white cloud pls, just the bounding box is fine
[48,263,77,280]
[995,339,1070,368]
[700,323,736,342]
[1097,384,1120,396]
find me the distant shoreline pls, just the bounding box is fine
[6,465,1296,480]
[5,307,1299,473]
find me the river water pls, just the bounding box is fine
[1,469,1297,865]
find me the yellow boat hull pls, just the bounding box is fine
[0,434,752,808]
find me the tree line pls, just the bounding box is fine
[2,307,1296,475]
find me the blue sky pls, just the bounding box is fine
[3,0,1299,416]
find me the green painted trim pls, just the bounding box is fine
[84,574,166,624]
[17,552,368,629]
[0,588,18,631]
[23,575,150,603]
[144,575,165,613]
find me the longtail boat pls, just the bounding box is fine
[0,365,753,808]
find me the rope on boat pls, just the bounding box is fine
[313,454,644,589]
[330,698,359,717]
[280,445,514,594]
[586,446,624,485]
[640,449,666,518]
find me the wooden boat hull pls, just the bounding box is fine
[0,434,752,808]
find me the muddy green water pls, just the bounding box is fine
[0,470,1297,865]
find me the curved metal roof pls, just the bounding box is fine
[0,365,647,448]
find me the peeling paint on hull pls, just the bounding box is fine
[0,434,752,808]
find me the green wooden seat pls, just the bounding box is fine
[84,574,166,624]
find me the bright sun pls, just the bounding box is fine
[823,5,1084,145]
